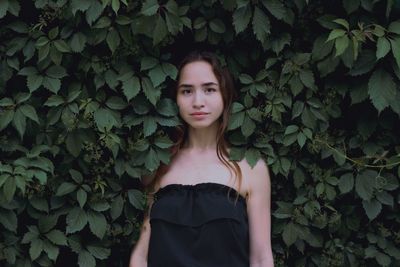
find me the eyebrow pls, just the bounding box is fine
[178,82,218,89]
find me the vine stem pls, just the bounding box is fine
[314,138,400,168]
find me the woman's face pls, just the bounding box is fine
[176,61,224,129]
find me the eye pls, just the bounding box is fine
[181,89,192,95]
[205,88,216,93]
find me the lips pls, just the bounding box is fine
[190,112,209,115]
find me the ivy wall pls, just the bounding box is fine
[1,0,400,266]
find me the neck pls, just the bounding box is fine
[184,121,220,152]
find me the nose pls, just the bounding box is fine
[192,90,204,108]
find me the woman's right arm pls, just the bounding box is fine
[129,213,151,267]
[129,175,157,267]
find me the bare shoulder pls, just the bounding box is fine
[238,157,270,196]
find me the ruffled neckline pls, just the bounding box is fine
[155,182,247,203]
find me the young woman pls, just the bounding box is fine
[129,51,273,267]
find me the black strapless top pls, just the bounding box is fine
[148,182,249,267]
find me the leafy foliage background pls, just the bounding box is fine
[1,0,400,266]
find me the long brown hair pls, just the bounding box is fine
[145,51,243,204]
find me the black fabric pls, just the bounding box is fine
[148,182,249,267]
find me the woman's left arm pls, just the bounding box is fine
[246,159,274,267]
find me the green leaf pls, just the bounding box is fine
[339,173,354,194]
[141,0,159,16]
[38,215,58,233]
[145,148,159,171]
[355,170,376,201]
[245,148,261,168]
[388,20,400,34]
[0,210,17,232]
[252,7,271,44]
[46,65,67,79]
[46,230,67,246]
[122,76,140,101]
[348,49,376,76]
[362,199,382,220]
[141,57,158,71]
[232,5,251,34]
[326,29,346,42]
[161,62,177,79]
[390,37,400,70]
[106,96,127,110]
[56,182,77,196]
[111,0,120,14]
[284,125,299,135]
[66,131,82,157]
[143,116,157,137]
[142,77,160,105]
[94,108,118,131]
[156,98,177,116]
[110,195,124,220]
[333,18,349,30]
[43,77,61,93]
[376,191,394,206]
[153,16,167,45]
[86,1,103,25]
[261,0,286,20]
[165,12,181,35]
[210,18,226,33]
[44,95,64,107]
[0,0,9,19]
[106,28,120,53]
[368,68,396,113]
[12,108,26,139]
[66,207,88,233]
[53,40,71,53]
[128,189,144,209]
[87,210,107,239]
[78,250,96,267]
[376,37,391,59]
[228,111,245,130]
[299,69,314,88]
[148,65,167,87]
[19,104,39,123]
[87,246,111,260]
[27,74,43,92]
[282,222,297,246]
[70,0,91,15]
[241,115,256,136]
[29,239,44,260]
[30,197,49,213]
[297,132,306,148]
[334,35,349,56]
[70,32,87,53]
[0,110,14,130]
[77,188,87,208]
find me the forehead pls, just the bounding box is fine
[178,61,219,85]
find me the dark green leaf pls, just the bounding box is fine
[252,7,270,44]
[66,207,88,233]
[78,250,96,267]
[128,189,145,209]
[87,210,107,239]
[362,199,382,220]
[376,37,391,59]
[46,230,67,245]
[70,32,87,53]
[106,28,120,53]
[261,0,286,20]
[141,0,159,16]
[153,16,167,45]
[232,5,251,34]
[368,68,396,113]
